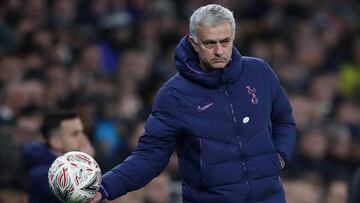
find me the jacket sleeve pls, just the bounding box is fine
[264,62,296,164]
[101,86,183,200]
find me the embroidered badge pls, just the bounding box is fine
[246,85,258,104]
[197,102,213,112]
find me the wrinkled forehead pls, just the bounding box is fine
[197,21,233,41]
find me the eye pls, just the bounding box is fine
[203,41,216,49]
[72,131,80,137]
[220,39,230,47]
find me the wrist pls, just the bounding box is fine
[99,185,109,200]
[277,153,286,170]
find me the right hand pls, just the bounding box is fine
[88,192,102,203]
[80,136,95,157]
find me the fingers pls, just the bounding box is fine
[80,136,95,156]
[88,192,102,203]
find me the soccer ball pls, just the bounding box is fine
[48,151,102,203]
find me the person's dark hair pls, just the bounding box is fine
[40,110,78,143]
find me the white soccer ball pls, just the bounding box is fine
[48,151,102,203]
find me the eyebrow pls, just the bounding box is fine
[202,37,231,43]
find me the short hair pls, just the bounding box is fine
[189,4,236,42]
[41,110,78,142]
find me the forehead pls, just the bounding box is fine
[197,21,232,41]
[60,118,81,131]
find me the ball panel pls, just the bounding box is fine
[48,151,102,203]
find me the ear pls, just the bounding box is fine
[188,36,198,52]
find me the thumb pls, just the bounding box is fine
[88,192,102,203]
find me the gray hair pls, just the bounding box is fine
[189,4,236,42]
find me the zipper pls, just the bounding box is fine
[229,103,237,123]
[222,83,237,125]
[237,136,243,152]
[199,138,203,170]
[222,74,251,196]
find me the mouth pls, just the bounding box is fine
[212,59,226,63]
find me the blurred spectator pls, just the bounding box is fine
[339,37,360,101]
[144,173,173,203]
[325,124,354,180]
[15,105,44,143]
[0,187,27,203]
[349,168,360,203]
[324,179,348,203]
[0,126,27,192]
[0,0,359,202]
[94,98,125,172]
[283,178,323,203]
[23,110,95,203]
[106,189,145,203]
[289,94,317,130]
[126,121,145,151]
[288,127,333,182]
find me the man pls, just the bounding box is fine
[349,167,360,203]
[23,110,94,203]
[91,4,296,203]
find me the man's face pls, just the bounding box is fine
[190,21,233,71]
[57,118,86,153]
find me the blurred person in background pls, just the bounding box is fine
[125,121,145,152]
[288,127,331,182]
[105,189,145,203]
[0,123,28,203]
[349,167,360,203]
[15,105,44,143]
[283,178,323,203]
[23,110,94,203]
[0,187,27,203]
[324,179,348,203]
[339,37,360,101]
[144,172,173,203]
[0,0,359,202]
[325,124,353,178]
[289,95,316,130]
[90,4,296,203]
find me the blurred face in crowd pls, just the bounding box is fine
[50,117,93,155]
[300,130,328,160]
[189,20,233,71]
[145,173,171,203]
[325,181,348,203]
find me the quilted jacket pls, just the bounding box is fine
[102,35,296,203]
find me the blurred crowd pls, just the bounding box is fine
[0,0,359,203]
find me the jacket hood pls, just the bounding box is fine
[23,141,57,170]
[174,35,243,88]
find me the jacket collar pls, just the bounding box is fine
[174,35,243,88]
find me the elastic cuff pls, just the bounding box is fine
[99,185,109,200]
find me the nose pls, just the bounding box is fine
[214,43,224,55]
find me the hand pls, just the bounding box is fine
[80,136,95,157]
[277,153,286,170]
[88,192,102,203]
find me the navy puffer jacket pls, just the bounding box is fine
[102,36,296,203]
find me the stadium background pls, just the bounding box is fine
[0,0,359,202]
